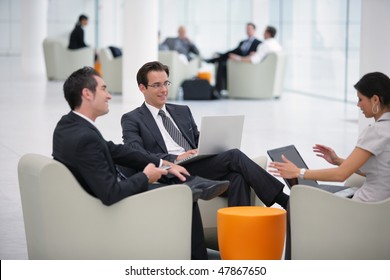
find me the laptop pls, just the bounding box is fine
[267,145,357,197]
[174,115,245,165]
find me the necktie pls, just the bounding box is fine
[158,110,192,151]
[241,39,252,55]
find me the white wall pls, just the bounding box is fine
[358,0,390,132]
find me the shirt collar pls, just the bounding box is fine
[145,102,167,119]
[72,111,96,127]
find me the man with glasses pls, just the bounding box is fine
[121,61,289,210]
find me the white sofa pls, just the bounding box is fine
[158,50,200,100]
[227,52,287,99]
[99,48,122,94]
[43,37,94,80]
[18,153,192,260]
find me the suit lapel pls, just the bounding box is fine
[139,104,169,153]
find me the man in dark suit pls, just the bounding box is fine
[121,61,289,209]
[68,14,89,50]
[52,66,229,260]
[204,22,262,94]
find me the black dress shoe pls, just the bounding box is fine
[185,176,229,201]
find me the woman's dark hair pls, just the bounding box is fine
[63,66,100,110]
[354,72,390,106]
[136,61,169,87]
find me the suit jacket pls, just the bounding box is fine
[52,111,160,205]
[217,38,262,61]
[68,24,87,49]
[121,103,199,163]
[162,37,200,61]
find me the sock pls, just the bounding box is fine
[275,191,289,210]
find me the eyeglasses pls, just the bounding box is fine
[147,81,172,89]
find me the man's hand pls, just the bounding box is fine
[162,160,191,182]
[143,163,168,183]
[175,149,198,162]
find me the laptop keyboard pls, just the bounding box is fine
[174,153,198,165]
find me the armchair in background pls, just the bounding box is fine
[198,155,266,250]
[43,37,94,80]
[158,50,200,100]
[227,52,287,99]
[18,154,192,260]
[99,48,122,94]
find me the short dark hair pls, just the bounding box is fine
[63,66,100,110]
[247,22,256,29]
[265,26,277,37]
[78,14,88,22]
[354,72,390,106]
[137,61,170,87]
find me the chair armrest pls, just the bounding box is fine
[344,173,365,188]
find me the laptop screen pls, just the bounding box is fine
[197,115,244,155]
[267,145,319,188]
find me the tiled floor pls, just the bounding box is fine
[0,56,359,259]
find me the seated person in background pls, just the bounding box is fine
[52,66,229,260]
[158,30,169,51]
[68,14,89,50]
[121,61,289,210]
[230,25,282,64]
[204,22,261,94]
[269,71,390,202]
[160,26,200,61]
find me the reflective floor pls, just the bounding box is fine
[0,57,359,259]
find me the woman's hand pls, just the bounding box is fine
[268,155,300,179]
[313,144,342,166]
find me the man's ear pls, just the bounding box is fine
[139,84,147,93]
[81,88,93,100]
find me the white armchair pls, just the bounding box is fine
[18,154,192,260]
[158,50,200,100]
[227,52,287,99]
[290,185,390,259]
[198,155,266,250]
[99,48,122,94]
[43,37,94,80]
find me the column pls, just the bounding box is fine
[358,0,390,132]
[122,0,159,104]
[21,0,48,77]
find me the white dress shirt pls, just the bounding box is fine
[250,38,282,64]
[145,103,186,155]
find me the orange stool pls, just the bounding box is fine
[197,71,212,83]
[217,206,286,260]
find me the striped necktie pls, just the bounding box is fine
[158,110,192,151]
[241,39,252,55]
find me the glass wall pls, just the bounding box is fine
[1,0,360,102]
[273,0,361,102]
[158,0,361,103]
